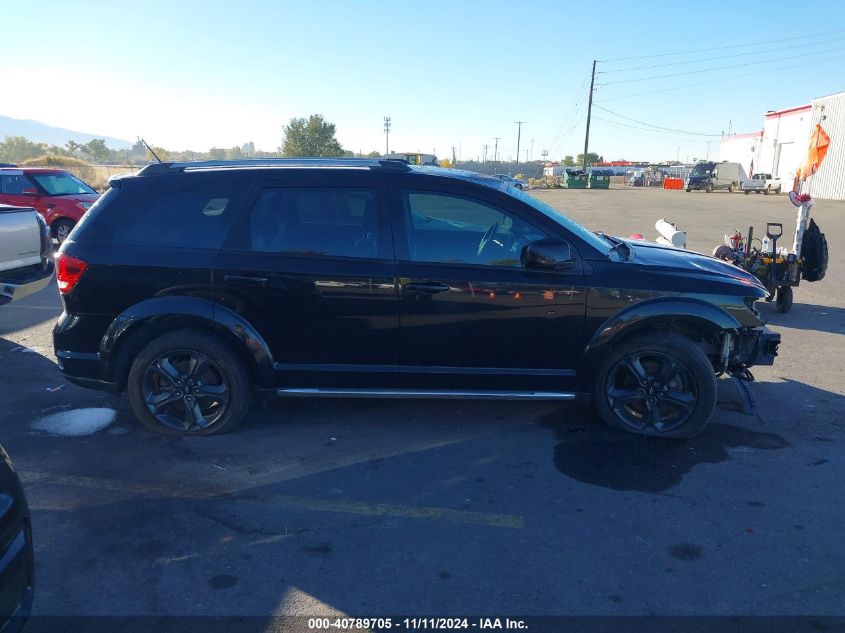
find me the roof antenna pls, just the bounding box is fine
[138,137,162,163]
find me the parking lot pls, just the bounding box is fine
[2,187,844,621]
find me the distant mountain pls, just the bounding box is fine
[0,115,132,150]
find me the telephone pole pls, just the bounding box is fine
[529,139,534,162]
[383,116,391,155]
[482,144,488,163]
[493,137,501,162]
[514,121,525,166]
[582,60,596,172]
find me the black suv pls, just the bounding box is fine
[53,159,779,438]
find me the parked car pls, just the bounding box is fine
[0,205,54,306]
[741,173,783,195]
[0,168,100,243]
[492,174,528,190]
[53,158,779,439]
[0,444,35,633]
[686,161,747,193]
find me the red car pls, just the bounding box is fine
[0,167,99,243]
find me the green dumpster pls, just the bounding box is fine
[563,170,588,189]
[589,171,610,189]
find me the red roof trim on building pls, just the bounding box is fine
[764,105,811,118]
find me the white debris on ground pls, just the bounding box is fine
[32,408,117,437]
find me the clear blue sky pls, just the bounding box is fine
[5,0,845,162]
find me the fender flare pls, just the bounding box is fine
[575,297,740,391]
[99,296,275,387]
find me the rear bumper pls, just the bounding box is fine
[0,261,54,306]
[55,350,121,394]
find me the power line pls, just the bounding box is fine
[597,27,845,62]
[592,116,718,141]
[543,75,590,151]
[599,45,845,86]
[599,36,845,73]
[593,104,723,137]
[597,55,845,102]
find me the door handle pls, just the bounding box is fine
[402,281,451,294]
[224,274,268,286]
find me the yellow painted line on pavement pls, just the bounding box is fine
[20,470,523,529]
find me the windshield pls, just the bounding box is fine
[29,172,96,195]
[508,187,613,255]
[690,163,713,177]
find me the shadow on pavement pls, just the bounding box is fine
[759,301,845,335]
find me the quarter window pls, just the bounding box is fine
[113,189,241,249]
[403,191,547,267]
[249,188,383,259]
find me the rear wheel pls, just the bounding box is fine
[686,188,691,192]
[52,219,75,244]
[728,184,734,193]
[764,185,771,195]
[744,190,750,195]
[593,332,717,439]
[776,186,782,194]
[706,184,713,193]
[127,330,252,435]
[775,286,793,313]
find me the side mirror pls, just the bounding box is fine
[21,188,38,195]
[521,238,575,271]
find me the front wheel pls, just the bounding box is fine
[706,184,713,193]
[776,186,782,194]
[728,184,734,193]
[686,188,691,192]
[764,185,771,195]
[593,332,717,439]
[127,329,252,435]
[775,286,793,313]
[744,190,750,195]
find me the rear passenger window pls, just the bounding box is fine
[249,188,383,259]
[114,189,242,249]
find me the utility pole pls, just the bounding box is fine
[383,116,391,155]
[482,144,488,163]
[529,139,534,162]
[493,137,500,162]
[582,59,597,172]
[514,121,525,166]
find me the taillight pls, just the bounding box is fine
[56,253,88,294]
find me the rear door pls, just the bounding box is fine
[213,171,399,388]
[390,179,587,392]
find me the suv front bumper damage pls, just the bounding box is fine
[729,326,780,376]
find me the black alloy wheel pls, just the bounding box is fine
[127,330,251,435]
[594,332,717,438]
[142,350,230,432]
[605,351,697,434]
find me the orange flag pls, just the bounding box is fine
[797,124,830,180]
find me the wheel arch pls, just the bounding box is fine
[575,297,739,391]
[100,296,275,390]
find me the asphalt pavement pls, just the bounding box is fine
[1,187,843,625]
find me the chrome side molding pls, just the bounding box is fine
[276,388,576,400]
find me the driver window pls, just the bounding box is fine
[403,191,547,267]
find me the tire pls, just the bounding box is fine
[706,184,713,193]
[776,186,782,194]
[744,190,750,195]
[775,286,793,313]
[728,184,734,193]
[127,329,252,435]
[593,332,717,439]
[764,185,770,195]
[686,188,691,193]
[52,219,75,244]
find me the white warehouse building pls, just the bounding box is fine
[720,91,845,200]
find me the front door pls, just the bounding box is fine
[213,174,399,388]
[390,183,587,392]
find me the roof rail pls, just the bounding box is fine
[137,158,411,176]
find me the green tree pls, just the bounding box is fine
[83,139,111,163]
[562,155,575,166]
[365,150,381,158]
[66,140,82,156]
[0,136,46,163]
[575,152,603,166]
[281,114,343,157]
